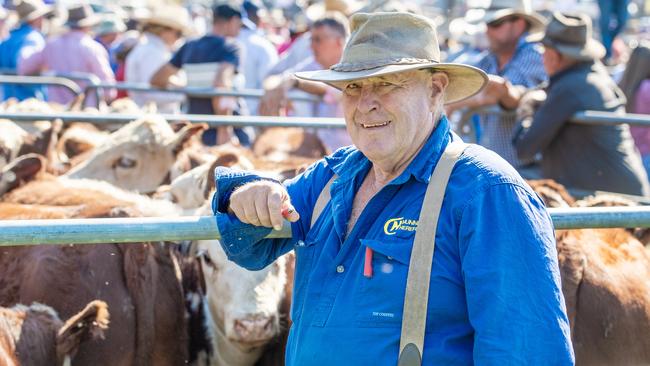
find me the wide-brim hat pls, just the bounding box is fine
[295,12,488,104]
[137,5,194,36]
[65,4,102,28]
[473,0,545,38]
[305,0,365,23]
[527,12,605,61]
[95,15,127,36]
[13,0,54,22]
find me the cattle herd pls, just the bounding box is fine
[0,98,649,365]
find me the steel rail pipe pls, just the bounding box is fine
[1,207,650,246]
[0,111,346,128]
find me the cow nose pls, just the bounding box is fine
[232,314,276,342]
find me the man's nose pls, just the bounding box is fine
[356,87,379,114]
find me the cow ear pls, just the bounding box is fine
[168,123,207,156]
[0,153,45,196]
[56,300,110,362]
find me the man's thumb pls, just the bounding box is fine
[281,202,300,222]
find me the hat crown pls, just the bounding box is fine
[332,12,440,72]
[14,0,46,20]
[67,4,94,22]
[545,12,591,46]
[486,0,532,12]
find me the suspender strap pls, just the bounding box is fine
[398,141,467,366]
[310,174,337,228]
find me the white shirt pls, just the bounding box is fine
[237,28,279,115]
[125,33,184,114]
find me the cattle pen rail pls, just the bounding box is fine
[0,110,649,129]
[1,206,650,245]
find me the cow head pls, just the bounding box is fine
[198,239,287,349]
[63,116,205,193]
[0,120,28,170]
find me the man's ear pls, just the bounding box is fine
[430,72,449,105]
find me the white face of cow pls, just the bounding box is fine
[63,116,202,193]
[0,120,28,169]
[198,239,286,348]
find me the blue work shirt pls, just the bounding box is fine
[0,23,46,101]
[213,116,574,365]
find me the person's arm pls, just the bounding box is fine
[212,161,329,270]
[445,74,524,115]
[514,85,579,161]
[18,44,45,76]
[150,43,186,89]
[88,44,116,100]
[460,182,574,364]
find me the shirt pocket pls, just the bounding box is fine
[354,237,413,328]
[291,236,318,323]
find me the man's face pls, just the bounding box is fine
[335,70,447,166]
[486,16,524,54]
[310,25,344,68]
[542,45,561,76]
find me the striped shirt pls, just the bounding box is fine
[474,37,547,167]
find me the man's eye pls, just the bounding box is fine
[346,84,360,90]
[379,82,392,87]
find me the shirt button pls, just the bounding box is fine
[336,265,345,273]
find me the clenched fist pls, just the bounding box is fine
[228,180,300,230]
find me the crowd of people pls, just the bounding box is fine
[0,0,649,197]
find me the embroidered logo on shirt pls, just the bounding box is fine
[383,217,418,235]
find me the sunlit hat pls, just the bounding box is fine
[138,5,193,36]
[12,0,53,22]
[295,12,488,104]
[470,0,545,38]
[65,4,102,28]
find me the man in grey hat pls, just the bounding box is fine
[510,12,650,197]
[0,0,52,100]
[209,11,573,365]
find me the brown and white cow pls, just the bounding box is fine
[159,161,294,366]
[62,115,204,193]
[0,300,109,366]
[0,176,192,365]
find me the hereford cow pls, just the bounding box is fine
[0,176,192,365]
[159,161,294,366]
[62,115,205,193]
[0,300,109,366]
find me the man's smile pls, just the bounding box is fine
[360,120,392,128]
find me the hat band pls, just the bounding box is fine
[331,57,439,72]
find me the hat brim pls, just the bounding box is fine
[22,6,54,22]
[141,18,194,36]
[534,36,606,61]
[67,14,102,28]
[295,62,488,104]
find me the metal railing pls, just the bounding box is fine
[82,82,322,103]
[0,206,649,246]
[0,111,346,128]
[0,74,82,98]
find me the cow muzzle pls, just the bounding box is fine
[229,313,278,346]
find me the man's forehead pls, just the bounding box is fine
[333,70,431,87]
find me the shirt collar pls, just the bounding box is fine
[549,61,594,85]
[324,116,452,185]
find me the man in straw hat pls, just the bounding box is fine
[448,0,547,169]
[125,4,192,113]
[210,11,573,365]
[0,0,53,100]
[19,4,115,106]
[510,12,649,196]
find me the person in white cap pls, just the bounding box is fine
[210,11,573,365]
[0,0,53,100]
[125,5,191,113]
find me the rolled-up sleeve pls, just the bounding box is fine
[458,182,574,364]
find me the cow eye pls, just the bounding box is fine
[115,157,137,169]
[201,252,218,270]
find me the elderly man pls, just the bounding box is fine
[212,12,573,364]
[259,12,352,152]
[510,12,650,196]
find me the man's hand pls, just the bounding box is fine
[516,89,547,121]
[258,75,293,116]
[228,180,300,230]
